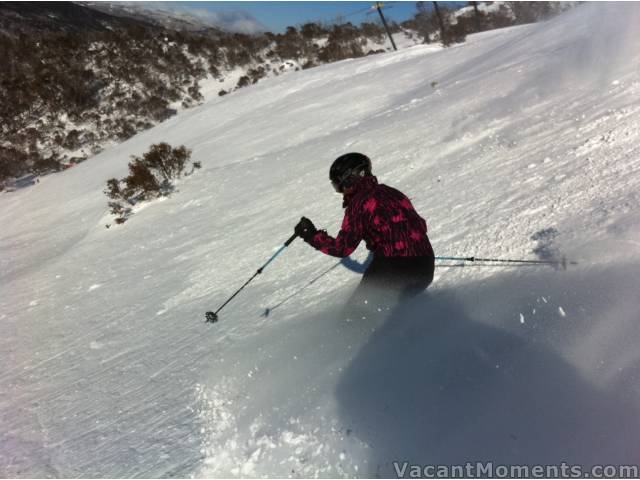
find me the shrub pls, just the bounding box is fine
[33,155,62,174]
[318,23,365,63]
[300,22,327,40]
[187,80,203,102]
[0,146,29,183]
[117,119,137,140]
[104,177,123,199]
[136,142,191,185]
[485,7,518,30]
[247,66,266,84]
[508,2,553,24]
[124,159,162,199]
[236,75,251,89]
[275,26,304,59]
[361,22,385,43]
[63,129,82,150]
[104,142,195,225]
[441,22,467,46]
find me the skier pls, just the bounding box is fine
[295,153,435,311]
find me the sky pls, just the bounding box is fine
[137,1,465,34]
[189,1,419,32]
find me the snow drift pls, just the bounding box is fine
[2,3,640,477]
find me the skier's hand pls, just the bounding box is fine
[295,216,317,242]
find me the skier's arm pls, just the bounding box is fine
[308,210,362,258]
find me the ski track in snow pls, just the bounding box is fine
[2,3,640,477]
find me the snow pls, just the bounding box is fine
[363,29,426,53]
[3,3,640,477]
[453,1,512,20]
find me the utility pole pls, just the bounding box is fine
[432,1,446,43]
[373,2,397,51]
[471,1,481,32]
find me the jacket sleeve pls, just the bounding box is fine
[307,207,362,258]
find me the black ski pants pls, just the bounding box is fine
[346,254,435,317]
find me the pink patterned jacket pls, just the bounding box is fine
[308,176,434,258]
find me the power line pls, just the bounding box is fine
[343,6,374,19]
[302,3,394,31]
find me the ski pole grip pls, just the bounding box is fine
[284,232,298,246]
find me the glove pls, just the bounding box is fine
[295,216,317,242]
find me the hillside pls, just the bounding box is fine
[0,2,420,187]
[1,1,563,191]
[0,1,152,35]
[2,2,640,477]
[79,1,227,34]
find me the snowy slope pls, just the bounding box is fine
[2,3,640,477]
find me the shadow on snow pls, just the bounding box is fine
[336,260,640,477]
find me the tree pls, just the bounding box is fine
[432,1,447,43]
[412,2,440,43]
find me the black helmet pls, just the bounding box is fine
[330,152,372,192]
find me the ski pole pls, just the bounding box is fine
[205,233,298,323]
[435,256,577,269]
[262,262,342,317]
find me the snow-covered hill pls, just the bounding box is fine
[80,1,229,34]
[2,3,640,477]
[1,4,423,185]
